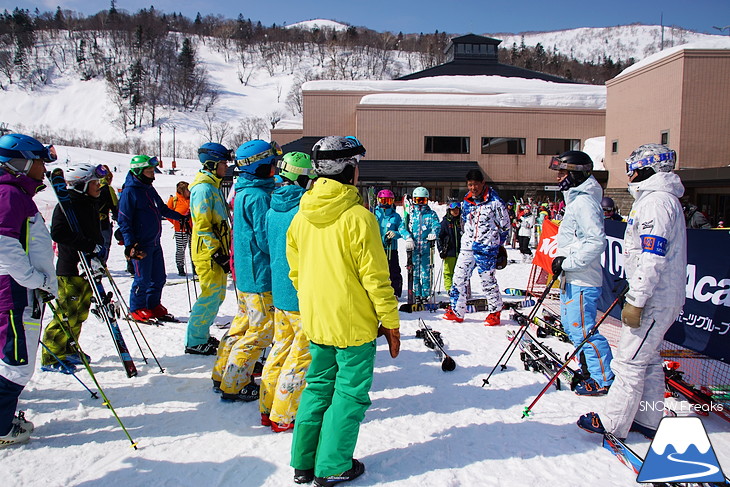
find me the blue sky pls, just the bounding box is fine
[3,0,730,35]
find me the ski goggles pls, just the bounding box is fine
[448,202,460,209]
[602,206,614,213]
[0,144,57,163]
[146,157,160,168]
[413,197,428,205]
[93,164,109,179]
[236,142,283,167]
[198,146,233,162]
[625,150,675,175]
[378,197,394,206]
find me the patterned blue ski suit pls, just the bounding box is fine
[408,204,440,299]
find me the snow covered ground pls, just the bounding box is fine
[2,151,729,486]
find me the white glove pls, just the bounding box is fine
[427,233,437,241]
[405,238,415,251]
[385,230,396,240]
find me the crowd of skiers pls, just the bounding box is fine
[0,131,696,486]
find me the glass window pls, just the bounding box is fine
[611,140,618,154]
[425,136,470,154]
[537,138,580,155]
[661,131,669,145]
[481,137,526,154]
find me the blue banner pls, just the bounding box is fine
[600,220,730,364]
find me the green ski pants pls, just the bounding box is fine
[41,276,92,365]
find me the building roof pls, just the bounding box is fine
[450,34,502,44]
[358,160,481,183]
[398,60,578,83]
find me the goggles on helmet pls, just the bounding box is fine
[93,164,109,179]
[0,144,57,163]
[236,142,282,167]
[198,146,233,162]
[448,202,460,209]
[625,150,676,175]
[378,197,394,206]
[602,206,614,213]
[146,157,160,168]
[413,197,428,205]
[548,155,591,172]
[277,158,313,176]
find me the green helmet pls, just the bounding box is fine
[130,154,159,175]
[278,152,314,184]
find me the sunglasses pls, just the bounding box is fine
[413,197,428,205]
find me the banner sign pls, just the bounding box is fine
[533,219,559,274]
[600,220,730,364]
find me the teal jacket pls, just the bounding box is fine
[266,184,305,312]
[233,175,275,293]
[374,205,411,250]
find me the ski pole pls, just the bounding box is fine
[104,267,165,374]
[418,318,456,372]
[521,286,628,418]
[39,341,99,399]
[46,299,139,449]
[482,273,559,387]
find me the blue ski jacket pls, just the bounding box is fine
[374,205,411,250]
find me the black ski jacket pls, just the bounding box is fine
[51,190,104,277]
[437,213,462,258]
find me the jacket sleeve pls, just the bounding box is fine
[251,194,270,256]
[157,191,181,221]
[117,189,136,246]
[562,197,606,273]
[286,220,299,291]
[437,217,449,253]
[109,187,119,220]
[353,213,400,329]
[50,204,97,254]
[398,213,412,240]
[626,196,678,308]
[191,186,220,262]
[496,203,510,245]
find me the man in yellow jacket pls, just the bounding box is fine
[286,136,400,486]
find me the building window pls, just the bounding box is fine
[611,140,618,154]
[481,137,526,154]
[537,138,580,155]
[425,136,470,154]
[661,130,669,145]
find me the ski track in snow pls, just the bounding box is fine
[1,158,728,486]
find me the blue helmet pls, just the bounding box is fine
[0,133,56,174]
[234,140,282,177]
[198,142,232,171]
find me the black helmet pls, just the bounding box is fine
[548,150,593,191]
[601,197,615,212]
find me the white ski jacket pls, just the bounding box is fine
[556,176,606,287]
[624,172,686,309]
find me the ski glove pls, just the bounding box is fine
[179,215,191,233]
[92,244,108,262]
[125,243,146,260]
[551,256,566,276]
[496,245,508,270]
[427,233,437,241]
[37,289,55,303]
[378,325,400,358]
[405,238,415,251]
[385,230,396,240]
[622,302,643,328]
[212,248,231,274]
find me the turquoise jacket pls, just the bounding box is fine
[266,184,305,312]
[233,175,275,293]
[374,205,411,250]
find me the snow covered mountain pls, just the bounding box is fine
[285,19,349,31]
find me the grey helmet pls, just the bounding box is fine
[625,144,676,182]
[311,136,366,177]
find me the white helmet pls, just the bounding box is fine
[66,163,108,193]
[625,144,676,181]
[311,136,366,177]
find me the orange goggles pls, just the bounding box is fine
[413,197,428,205]
[378,197,394,206]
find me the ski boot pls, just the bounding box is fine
[294,469,315,484]
[313,459,365,486]
[576,412,606,435]
[442,308,463,323]
[574,377,609,396]
[484,311,501,327]
[220,382,260,402]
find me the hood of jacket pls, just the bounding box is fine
[271,184,305,213]
[234,175,275,193]
[298,178,362,226]
[628,171,684,200]
[190,169,221,190]
[0,169,46,196]
[563,175,603,206]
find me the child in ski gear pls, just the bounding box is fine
[41,163,107,373]
[601,196,623,221]
[97,166,118,265]
[287,136,399,485]
[517,204,535,262]
[444,169,509,325]
[437,201,462,291]
[259,151,316,432]
[374,189,413,298]
[549,151,613,395]
[578,144,686,439]
[117,155,183,322]
[213,140,279,402]
[408,187,440,301]
[167,181,192,276]
[185,144,232,356]
[0,133,57,447]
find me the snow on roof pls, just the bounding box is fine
[583,136,606,170]
[615,38,730,79]
[305,76,606,109]
[285,19,348,31]
[273,119,304,130]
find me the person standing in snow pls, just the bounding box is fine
[443,169,510,325]
[184,143,232,356]
[213,139,278,402]
[287,136,399,486]
[578,144,686,440]
[259,151,316,433]
[549,151,613,396]
[408,187,440,303]
[117,155,183,323]
[41,164,107,374]
[167,181,192,276]
[97,166,118,265]
[374,189,413,298]
[516,204,535,263]
[0,134,57,448]
[437,201,462,292]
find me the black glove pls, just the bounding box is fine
[496,245,508,270]
[212,248,231,274]
[439,251,448,259]
[125,243,146,260]
[551,256,566,276]
[179,215,191,232]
